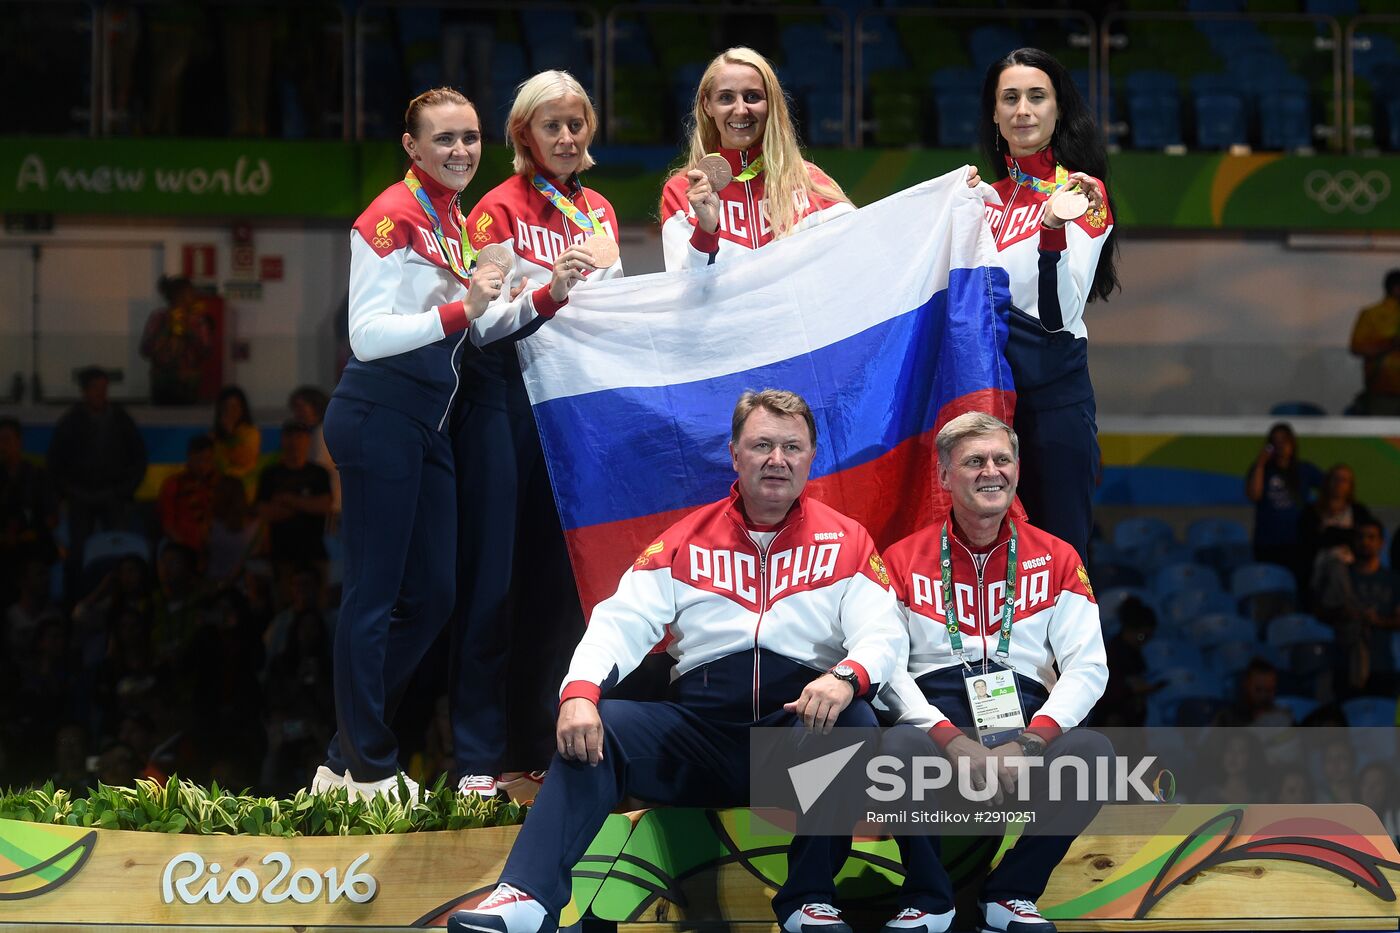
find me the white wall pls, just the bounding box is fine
[1,219,1390,415]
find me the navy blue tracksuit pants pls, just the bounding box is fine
[323,396,456,781]
[1013,396,1099,567]
[450,391,584,778]
[880,668,1112,908]
[500,695,879,923]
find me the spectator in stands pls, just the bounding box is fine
[0,416,58,607]
[1196,730,1266,804]
[256,421,331,597]
[1299,463,1375,606]
[1274,766,1314,804]
[1217,658,1289,726]
[1246,422,1321,573]
[4,558,62,659]
[261,565,329,664]
[49,723,94,793]
[1349,269,1400,416]
[206,475,260,587]
[150,543,207,665]
[47,366,148,598]
[95,609,160,738]
[211,385,261,482]
[16,618,86,766]
[71,555,150,669]
[288,386,338,528]
[140,275,214,406]
[1359,761,1400,842]
[157,435,221,552]
[1314,518,1399,696]
[1317,735,1357,804]
[1100,596,1165,727]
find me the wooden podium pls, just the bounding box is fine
[2,805,1397,931]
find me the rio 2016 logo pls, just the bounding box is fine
[160,851,377,905]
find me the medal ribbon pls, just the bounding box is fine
[1009,160,1070,197]
[530,174,611,242]
[707,152,766,183]
[402,169,475,281]
[940,520,1019,659]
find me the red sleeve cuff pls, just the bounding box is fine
[532,285,566,318]
[838,659,871,697]
[929,721,964,750]
[560,680,601,706]
[437,300,469,335]
[1027,715,1062,743]
[689,225,721,254]
[1038,224,1067,252]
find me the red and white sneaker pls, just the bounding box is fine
[500,770,547,804]
[782,903,853,933]
[449,883,552,933]
[881,906,957,933]
[979,899,1055,933]
[457,774,500,798]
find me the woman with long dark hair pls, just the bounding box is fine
[977,48,1118,564]
[1245,422,1321,569]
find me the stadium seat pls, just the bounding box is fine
[1231,562,1297,619]
[1266,612,1333,648]
[1211,638,1275,677]
[1194,90,1249,148]
[1125,71,1180,95]
[1127,90,1183,149]
[1153,562,1223,599]
[969,26,1023,75]
[1144,639,1205,671]
[1187,517,1252,577]
[804,90,846,146]
[859,18,908,76]
[1305,0,1358,13]
[934,91,980,148]
[1163,587,1239,626]
[1342,696,1398,727]
[1112,516,1175,563]
[1288,641,1335,681]
[1274,693,1320,722]
[1098,586,1158,625]
[1269,400,1326,415]
[1259,90,1313,150]
[1175,695,1229,726]
[1188,612,1257,644]
[82,529,150,568]
[929,67,980,92]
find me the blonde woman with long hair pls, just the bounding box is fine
[660,47,853,270]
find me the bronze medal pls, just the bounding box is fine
[697,154,734,191]
[586,234,620,268]
[1051,188,1090,222]
[476,243,515,277]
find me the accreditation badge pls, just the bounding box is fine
[964,665,1026,749]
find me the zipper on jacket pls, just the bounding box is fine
[437,190,470,431]
[729,510,789,722]
[951,534,1009,674]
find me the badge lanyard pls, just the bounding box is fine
[530,174,613,242]
[402,169,476,281]
[1008,160,1069,197]
[707,152,766,183]
[940,521,1018,660]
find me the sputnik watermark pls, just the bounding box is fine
[865,753,1160,803]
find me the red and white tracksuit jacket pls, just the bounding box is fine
[878,516,1107,746]
[659,146,853,271]
[560,485,906,721]
[340,165,543,430]
[460,172,624,407]
[983,147,1114,407]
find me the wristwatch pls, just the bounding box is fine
[1013,732,1047,756]
[829,664,861,694]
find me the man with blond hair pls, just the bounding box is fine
[451,389,906,933]
[876,412,1109,933]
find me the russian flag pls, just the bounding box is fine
[518,171,1015,615]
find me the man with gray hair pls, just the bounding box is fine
[875,411,1109,933]
[451,389,907,933]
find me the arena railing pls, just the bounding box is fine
[1101,11,1343,154]
[1345,14,1400,154]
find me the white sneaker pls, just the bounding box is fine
[458,774,500,798]
[448,882,552,933]
[342,770,420,803]
[980,899,1055,933]
[881,906,957,933]
[499,770,547,804]
[782,903,853,933]
[309,765,343,794]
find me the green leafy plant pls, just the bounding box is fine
[0,775,525,837]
